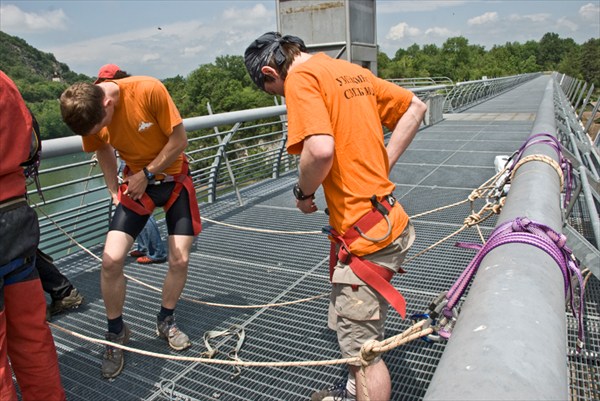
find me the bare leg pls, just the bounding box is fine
[161,235,194,309]
[350,359,391,401]
[101,231,134,319]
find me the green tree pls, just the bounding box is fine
[580,38,600,87]
[538,32,576,70]
[28,100,71,139]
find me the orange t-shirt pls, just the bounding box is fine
[285,53,414,256]
[82,76,184,176]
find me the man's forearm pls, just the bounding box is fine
[95,145,119,198]
[387,96,427,170]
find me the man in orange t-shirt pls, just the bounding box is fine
[245,33,426,401]
[60,75,201,379]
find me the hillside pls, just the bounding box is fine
[0,31,89,84]
[0,31,93,139]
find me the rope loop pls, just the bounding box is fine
[510,154,564,191]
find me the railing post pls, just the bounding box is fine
[207,103,243,205]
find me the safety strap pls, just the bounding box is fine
[0,256,36,285]
[440,217,586,349]
[326,195,407,318]
[201,325,245,379]
[118,156,202,235]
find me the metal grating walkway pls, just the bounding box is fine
[49,75,599,401]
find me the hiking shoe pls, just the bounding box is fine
[102,324,131,379]
[137,256,167,264]
[156,315,191,351]
[311,381,356,401]
[48,288,84,316]
[129,250,146,257]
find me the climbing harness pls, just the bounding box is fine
[0,255,36,286]
[118,156,202,235]
[324,194,408,318]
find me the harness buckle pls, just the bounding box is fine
[322,225,333,235]
[370,195,390,216]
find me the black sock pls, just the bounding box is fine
[157,306,174,322]
[107,316,123,335]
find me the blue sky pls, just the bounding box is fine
[1,1,598,79]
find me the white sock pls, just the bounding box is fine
[346,372,356,396]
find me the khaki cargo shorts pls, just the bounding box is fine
[328,221,415,366]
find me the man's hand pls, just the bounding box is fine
[296,196,317,214]
[123,171,148,201]
[111,192,120,206]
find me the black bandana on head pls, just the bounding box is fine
[244,31,307,90]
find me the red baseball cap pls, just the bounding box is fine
[94,64,121,84]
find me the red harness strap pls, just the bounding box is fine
[118,157,202,235]
[328,196,407,318]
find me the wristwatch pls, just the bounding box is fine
[293,182,314,200]
[143,167,156,184]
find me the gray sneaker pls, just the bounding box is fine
[49,288,84,316]
[311,381,356,401]
[156,315,191,351]
[102,324,131,379]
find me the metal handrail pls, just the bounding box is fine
[31,75,552,258]
[443,73,541,113]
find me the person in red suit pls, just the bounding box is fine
[0,69,66,401]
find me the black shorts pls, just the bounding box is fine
[110,182,195,238]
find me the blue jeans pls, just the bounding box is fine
[135,216,167,260]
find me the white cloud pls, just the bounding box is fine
[579,3,600,21]
[556,17,578,32]
[182,45,206,58]
[141,53,161,63]
[0,4,68,32]
[378,1,467,13]
[42,4,275,78]
[386,22,421,40]
[468,12,498,26]
[223,3,269,20]
[425,27,457,37]
[508,13,551,23]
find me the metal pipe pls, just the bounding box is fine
[184,105,286,131]
[425,77,568,400]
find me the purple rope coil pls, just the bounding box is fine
[450,217,586,349]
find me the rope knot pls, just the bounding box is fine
[463,213,480,227]
[512,217,530,232]
[468,191,479,202]
[359,339,379,367]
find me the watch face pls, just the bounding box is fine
[144,168,155,181]
[293,184,303,200]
